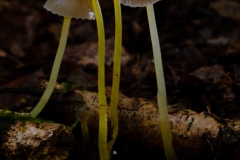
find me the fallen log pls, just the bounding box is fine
[0,111,74,160]
[45,87,240,159]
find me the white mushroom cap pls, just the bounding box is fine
[120,0,160,7]
[44,0,95,20]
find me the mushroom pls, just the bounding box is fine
[108,0,122,156]
[76,106,90,147]
[118,1,178,159]
[30,0,94,117]
[30,1,95,153]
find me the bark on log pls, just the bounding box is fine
[0,116,74,160]
[45,87,240,159]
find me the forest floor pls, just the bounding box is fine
[0,0,240,159]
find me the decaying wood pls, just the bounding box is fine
[0,118,74,160]
[47,87,240,159]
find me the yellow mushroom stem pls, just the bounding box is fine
[81,122,89,144]
[30,17,71,117]
[76,107,90,146]
[91,0,108,159]
[146,5,178,160]
[108,0,122,156]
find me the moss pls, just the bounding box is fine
[69,120,79,131]
[0,110,54,134]
[61,82,77,92]
[20,98,26,104]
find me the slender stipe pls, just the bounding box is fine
[108,0,122,156]
[91,0,108,159]
[146,5,178,160]
[30,17,71,117]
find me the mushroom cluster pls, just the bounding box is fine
[30,0,178,159]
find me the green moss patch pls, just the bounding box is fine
[0,110,54,134]
[61,82,77,92]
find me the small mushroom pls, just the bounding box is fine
[76,106,90,146]
[119,1,178,159]
[30,0,95,117]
